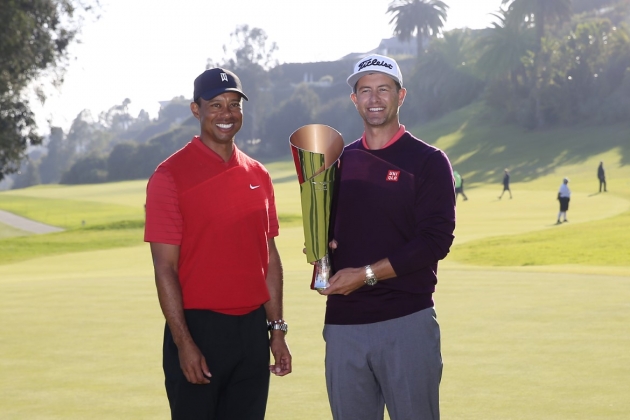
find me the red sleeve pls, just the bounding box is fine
[144,167,183,245]
[267,173,279,238]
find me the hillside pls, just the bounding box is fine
[1,103,628,270]
[414,102,630,186]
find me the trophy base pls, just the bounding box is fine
[312,280,329,291]
[310,255,331,291]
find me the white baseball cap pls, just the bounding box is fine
[347,54,403,90]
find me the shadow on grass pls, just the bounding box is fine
[417,103,630,185]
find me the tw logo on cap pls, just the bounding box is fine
[386,170,400,182]
[220,73,228,82]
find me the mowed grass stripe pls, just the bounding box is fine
[0,194,144,229]
[452,208,630,267]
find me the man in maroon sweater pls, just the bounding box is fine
[320,54,456,420]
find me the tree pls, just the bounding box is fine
[99,98,133,134]
[263,84,320,157]
[406,30,485,120]
[38,126,74,183]
[60,153,108,184]
[387,0,449,57]
[476,9,534,85]
[0,0,92,181]
[218,24,279,71]
[474,9,535,122]
[11,157,41,189]
[501,0,572,126]
[208,25,279,148]
[107,142,139,181]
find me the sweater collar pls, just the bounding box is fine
[361,125,406,150]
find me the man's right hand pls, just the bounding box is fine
[178,340,211,384]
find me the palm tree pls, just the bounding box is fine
[476,8,534,88]
[387,0,449,57]
[501,0,572,126]
[502,0,571,53]
[475,9,536,120]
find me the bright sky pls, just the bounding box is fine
[34,0,504,132]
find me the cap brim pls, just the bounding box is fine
[346,71,401,90]
[198,87,249,101]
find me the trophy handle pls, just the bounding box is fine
[310,254,331,290]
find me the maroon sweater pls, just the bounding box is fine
[326,131,456,325]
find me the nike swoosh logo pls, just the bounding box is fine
[250,184,260,189]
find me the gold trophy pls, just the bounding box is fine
[289,124,344,290]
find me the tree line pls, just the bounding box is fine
[3,0,630,188]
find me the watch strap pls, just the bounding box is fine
[364,265,378,286]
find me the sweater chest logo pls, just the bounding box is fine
[386,170,400,182]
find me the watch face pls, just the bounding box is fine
[365,276,378,286]
[364,265,377,286]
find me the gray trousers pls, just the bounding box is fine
[323,307,442,420]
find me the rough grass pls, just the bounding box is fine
[0,222,28,240]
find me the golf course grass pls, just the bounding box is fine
[0,112,628,418]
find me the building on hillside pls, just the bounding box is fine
[341,36,423,61]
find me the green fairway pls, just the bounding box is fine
[0,112,629,418]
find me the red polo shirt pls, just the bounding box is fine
[145,137,279,315]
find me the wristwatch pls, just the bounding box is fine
[268,320,288,334]
[364,265,378,286]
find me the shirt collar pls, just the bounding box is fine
[192,136,238,164]
[361,125,406,150]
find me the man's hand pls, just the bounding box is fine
[269,333,292,376]
[178,340,211,384]
[319,266,366,295]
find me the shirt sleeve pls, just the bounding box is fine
[144,167,183,245]
[266,172,279,238]
[387,150,456,275]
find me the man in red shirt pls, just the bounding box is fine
[145,67,291,419]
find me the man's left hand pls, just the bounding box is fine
[269,333,292,376]
[319,267,365,296]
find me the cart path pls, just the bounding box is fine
[0,209,64,234]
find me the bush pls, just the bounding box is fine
[60,154,108,184]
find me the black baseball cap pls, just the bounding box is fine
[193,68,249,102]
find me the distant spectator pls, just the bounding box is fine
[498,168,512,199]
[597,161,607,192]
[556,177,571,224]
[453,170,468,201]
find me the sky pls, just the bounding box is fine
[33,0,505,132]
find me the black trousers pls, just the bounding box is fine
[163,306,270,420]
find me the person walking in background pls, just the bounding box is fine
[144,67,291,419]
[597,161,607,192]
[453,170,468,201]
[498,168,512,199]
[557,177,571,224]
[319,54,456,420]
